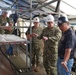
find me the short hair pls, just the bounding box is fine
[2,11,7,14]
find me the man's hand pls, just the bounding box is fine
[43,36,48,41]
[32,33,39,37]
[5,26,12,31]
[26,33,39,39]
[61,62,69,72]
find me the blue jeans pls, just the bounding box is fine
[6,45,14,55]
[57,57,74,75]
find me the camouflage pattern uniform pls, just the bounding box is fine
[26,26,43,67]
[38,26,61,75]
[0,15,14,55]
[0,15,13,34]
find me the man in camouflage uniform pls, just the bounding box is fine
[34,15,61,75]
[26,17,43,72]
[0,11,13,34]
[0,11,13,56]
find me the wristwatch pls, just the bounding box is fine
[61,61,67,65]
[63,61,67,65]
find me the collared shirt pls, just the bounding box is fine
[58,28,76,59]
[38,26,61,51]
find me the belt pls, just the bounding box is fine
[59,57,73,59]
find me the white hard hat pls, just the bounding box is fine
[33,17,40,22]
[46,15,54,22]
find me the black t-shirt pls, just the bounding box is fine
[58,28,76,59]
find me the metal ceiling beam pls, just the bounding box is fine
[7,0,14,2]
[1,1,12,5]
[11,0,18,8]
[0,0,59,12]
[22,0,30,5]
[18,0,30,7]
[55,0,61,12]
[18,0,59,16]
[30,0,60,12]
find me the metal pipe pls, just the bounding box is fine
[0,0,59,12]
[55,0,61,12]
[29,0,33,71]
[31,0,59,12]
[0,26,31,28]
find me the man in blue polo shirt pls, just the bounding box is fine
[57,16,76,75]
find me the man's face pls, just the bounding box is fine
[33,22,39,27]
[58,23,66,31]
[3,13,7,17]
[47,21,54,28]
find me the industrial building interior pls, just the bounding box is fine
[0,0,76,75]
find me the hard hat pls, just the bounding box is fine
[33,17,40,22]
[58,16,69,26]
[46,14,54,22]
